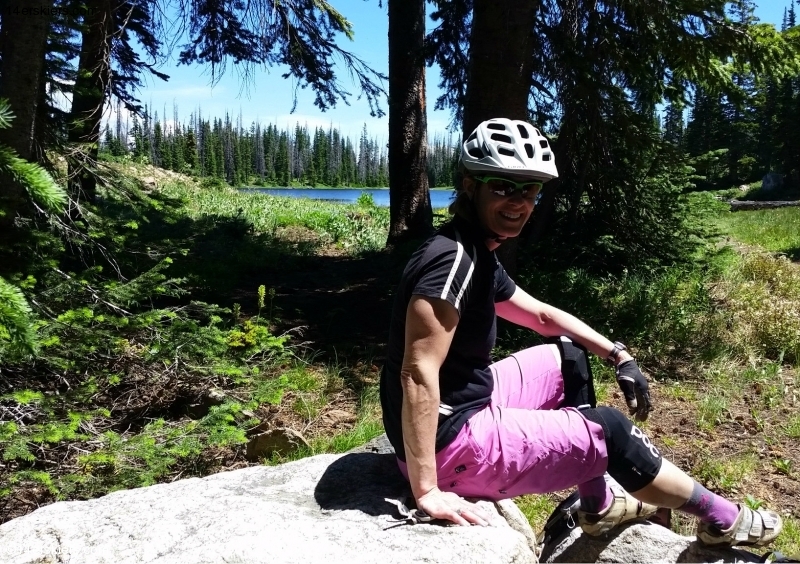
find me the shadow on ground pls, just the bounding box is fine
[314,453,409,517]
[93,192,413,365]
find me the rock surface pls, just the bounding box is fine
[245,426,310,461]
[0,432,776,564]
[543,520,763,564]
[0,451,535,564]
[762,172,784,192]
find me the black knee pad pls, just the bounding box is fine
[548,336,596,410]
[582,406,663,492]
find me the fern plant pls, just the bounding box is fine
[0,99,67,212]
[0,276,37,355]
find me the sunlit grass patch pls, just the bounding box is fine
[716,207,800,257]
[515,494,559,535]
[161,180,391,255]
[711,361,786,414]
[657,436,680,455]
[272,418,385,463]
[696,393,729,431]
[594,379,614,405]
[776,516,800,558]
[661,381,697,402]
[711,253,800,364]
[692,451,758,493]
[308,418,385,454]
[785,415,800,439]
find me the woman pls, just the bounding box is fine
[379,118,782,547]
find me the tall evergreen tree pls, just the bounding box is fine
[461,0,538,273]
[276,131,291,185]
[387,0,433,244]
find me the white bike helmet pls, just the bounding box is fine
[461,118,558,180]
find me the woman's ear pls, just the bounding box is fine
[462,176,476,199]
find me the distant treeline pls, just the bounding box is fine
[666,5,800,190]
[101,105,459,188]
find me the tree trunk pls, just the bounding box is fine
[461,0,538,275]
[0,1,54,235]
[0,2,53,160]
[387,0,433,246]
[68,0,115,203]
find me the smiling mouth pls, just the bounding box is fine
[500,211,522,220]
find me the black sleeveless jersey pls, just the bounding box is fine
[380,216,516,461]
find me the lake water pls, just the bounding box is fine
[242,187,455,209]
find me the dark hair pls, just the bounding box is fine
[449,190,473,218]
[449,162,479,221]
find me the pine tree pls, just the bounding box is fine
[185,126,198,172]
[264,125,276,182]
[663,103,685,149]
[153,118,164,168]
[276,131,290,185]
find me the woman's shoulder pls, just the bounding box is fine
[419,222,479,262]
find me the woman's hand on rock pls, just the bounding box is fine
[417,486,490,526]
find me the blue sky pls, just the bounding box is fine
[131,1,787,141]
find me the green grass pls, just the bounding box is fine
[715,207,800,258]
[710,253,800,364]
[515,494,559,535]
[269,418,386,464]
[661,381,698,402]
[776,517,800,558]
[692,452,759,493]
[162,180,391,254]
[785,415,800,438]
[696,393,729,431]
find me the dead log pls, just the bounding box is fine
[729,200,800,212]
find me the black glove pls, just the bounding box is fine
[615,359,652,421]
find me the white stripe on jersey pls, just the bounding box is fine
[454,245,475,309]
[439,229,475,309]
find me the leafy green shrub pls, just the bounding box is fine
[356,192,376,208]
[0,98,67,359]
[511,261,724,370]
[716,253,800,363]
[0,277,37,357]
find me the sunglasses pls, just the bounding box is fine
[474,175,543,200]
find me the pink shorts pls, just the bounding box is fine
[398,345,608,500]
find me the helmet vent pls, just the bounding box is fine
[517,124,530,139]
[467,146,484,159]
[490,133,513,144]
[487,123,506,131]
[542,153,551,162]
[498,147,515,157]
[524,143,534,159]
[539,140,549,148]
[467,132,477,143]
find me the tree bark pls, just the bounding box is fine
[0,1,54,235]
[386,0,433,246]
[68,0,116,203]
[461,0,538,275]
[0,2,53,160]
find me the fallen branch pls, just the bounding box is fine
[729,200,800,212]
